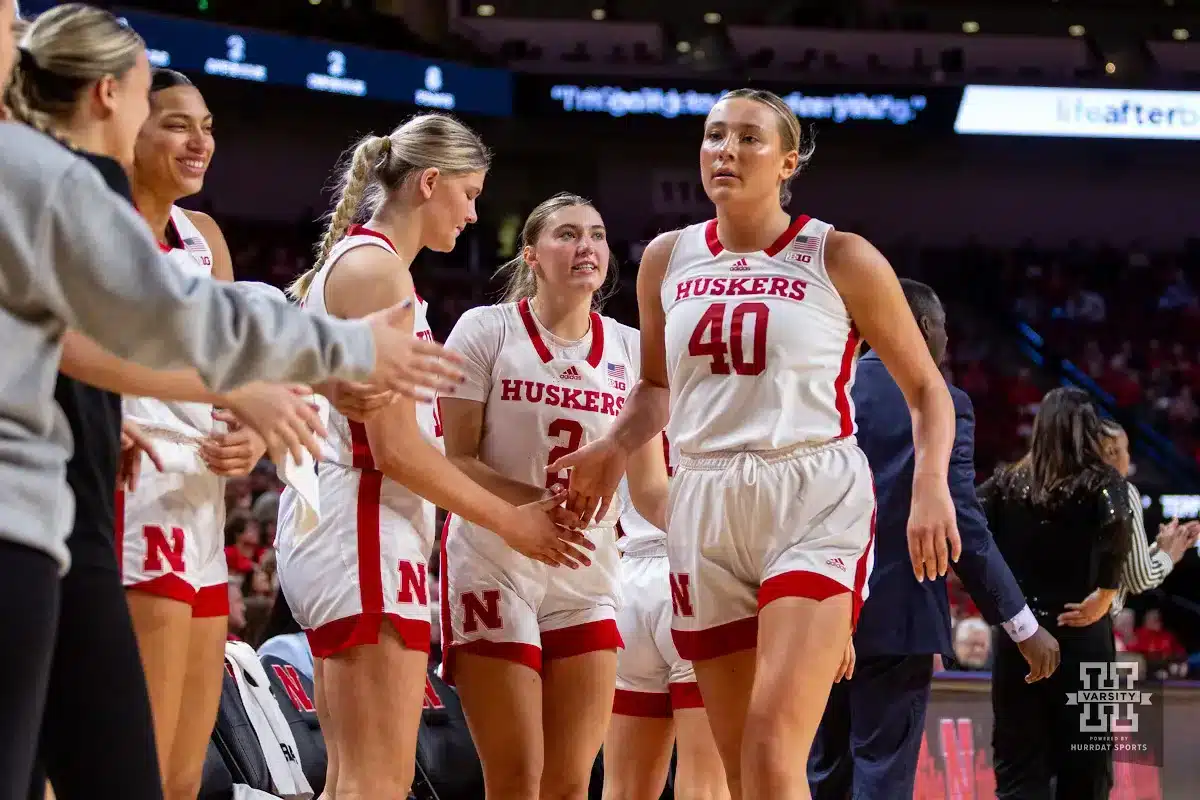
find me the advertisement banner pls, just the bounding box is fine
[20,2,513,116]
[954,85,1200,140]
[518,77,962,132]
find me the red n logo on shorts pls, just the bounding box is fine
[142,525,185,572]
[423,675,444,709]
[669,573,694,618]
[462,589,503,633]
[397,560,428,605]
[271,664,316,713]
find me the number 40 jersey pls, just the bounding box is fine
[443,298,642,527]
[662,215,862,455]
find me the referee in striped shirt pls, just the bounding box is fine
[1058,420,1198,627]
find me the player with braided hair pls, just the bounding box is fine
[276,115,596,798]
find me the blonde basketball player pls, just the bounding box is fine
[438,193,669,800]
[605,435,729,800]
[275,119,594,800]
[552,89,959,800]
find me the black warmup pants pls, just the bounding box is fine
[0,541,59,800]
[992,615,1115,800]
[26,529,163,800]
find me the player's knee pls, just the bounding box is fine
[740,704,805,776]
[673,763,731,800]
[162,765,204,800]
[538,763,593,800]
[483,759,541,800]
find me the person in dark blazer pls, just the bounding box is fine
[808,279,1061,800]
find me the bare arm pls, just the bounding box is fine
[609,231,677,456]
[827,230,959,578]
[440,396,548,507]
[327,248,526,537]
[625,432,670,531]
[826,231,955,483]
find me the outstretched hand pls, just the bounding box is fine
[546,436,628,527]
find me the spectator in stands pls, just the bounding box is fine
[951,617,992,671]
[1128,608,1187,678]
[224,509,264,577]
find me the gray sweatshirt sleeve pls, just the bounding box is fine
[36,160,375,392]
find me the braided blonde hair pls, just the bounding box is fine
[716,88,815,207]
[7,4,142,141]
[495,192,618,310]
[289,113,491,301]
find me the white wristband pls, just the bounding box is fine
[1002,605,1039,643]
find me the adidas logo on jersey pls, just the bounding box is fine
[730,258,750,271]
[560,366,583,381]
[825,556,847,572]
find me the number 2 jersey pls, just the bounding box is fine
[662,216,861,454]
[444,298,641,527]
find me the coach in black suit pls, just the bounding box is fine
[807,279,1061,800]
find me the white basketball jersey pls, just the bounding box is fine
[661,216,861,454]
[616,432,676,556]
[123,207,217,437]
[302,224,444,471]
[444,299,640,527]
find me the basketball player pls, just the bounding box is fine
[551,89,959,800]
[275,119,594,799]
[605,436,729,800]
[438,193,670,800]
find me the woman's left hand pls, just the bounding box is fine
[1057,589,1113,627]
[907,472,961,582]
[201,410,268,476]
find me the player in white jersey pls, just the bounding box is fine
[274,119,593,799]
[552,89,959,800]
[438,193,671,799]
[605,433,729,800]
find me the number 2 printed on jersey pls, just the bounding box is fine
[687,301,769,375]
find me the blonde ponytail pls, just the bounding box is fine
[291,113,490,302]
[289,135,390,301]
[495,254,538,303]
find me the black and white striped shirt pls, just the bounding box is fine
[1112,482,1175,615]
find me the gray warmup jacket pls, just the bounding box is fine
[0,123,375,569]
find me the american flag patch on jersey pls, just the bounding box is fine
[607,362,626,381]
[792,234,820,253]
[182,236,207,254]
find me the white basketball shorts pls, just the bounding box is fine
[276,462,434,658]
[613,553,703,717]
[118,468,229,617]
[439,513,623,684]
[667,438,877,662]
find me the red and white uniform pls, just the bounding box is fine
[439,299,636,682]
[612,435,704,716]
[275,225,442,658]
[662,216,876,662]
[119,207,228,616]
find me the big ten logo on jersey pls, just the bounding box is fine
[650,168,710,215]
[605,361,627,392]
[669,573,694,618]
[784,230,820,265]
[142,525,185,573]
[397,560,429,606]
[461,588,503,634]
[271,663,316,713]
